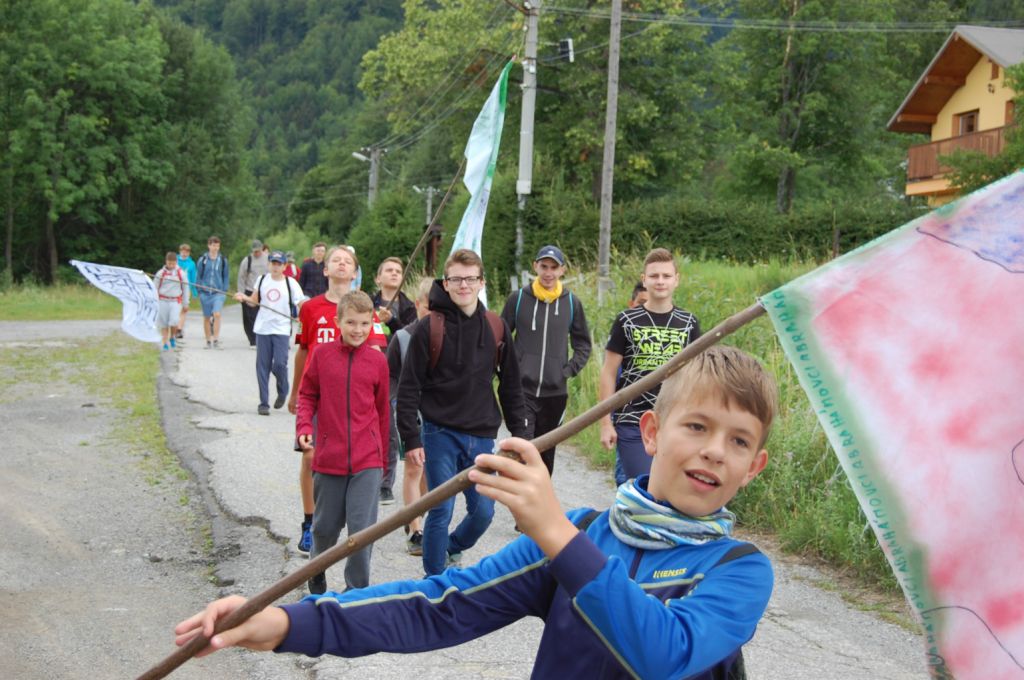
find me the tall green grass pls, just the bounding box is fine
[563,253,897,590]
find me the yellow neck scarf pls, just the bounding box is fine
[532,277,562,303]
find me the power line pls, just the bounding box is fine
[389,36,520,153]
[543,5,1024,33]
[372,2,517,149]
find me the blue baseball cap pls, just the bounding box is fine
[268,250,287,263]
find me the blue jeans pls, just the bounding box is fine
[614,422,649,485]
[255,333,290,408]
[421,420,495,576]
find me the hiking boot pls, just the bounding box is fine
[258,405,270,416]
[379,488,395,505]
[406,530,423,556]
[274,394,286,409]
[297,521,313,554]
[308,572,327,595]
[176,330,183,339]
[446,551,462,568]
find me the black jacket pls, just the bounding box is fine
[298,259,328,298]
[396,280,527,450]
[501,285,591,398]
[372,290,417,339]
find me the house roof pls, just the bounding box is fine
[887,25,1024,134]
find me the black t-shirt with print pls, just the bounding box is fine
[606,305,701,426]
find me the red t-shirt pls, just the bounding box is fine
[296,294,386,350]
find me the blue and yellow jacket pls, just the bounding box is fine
[275,506,772,679]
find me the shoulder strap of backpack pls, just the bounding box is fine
[514,288,524,320]
[485,310,505,370]
[428,311,445,372]
[255,274,265,303]
[713,542,761,568]
[397,327,412,363]
[286,275,294,314]
[568,291,574,325]
[573,509,602,532]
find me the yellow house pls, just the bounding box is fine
[888,25,1024,205]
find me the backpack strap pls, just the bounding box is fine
[568,291,574,325]
[485,310,505,371]
[428,311,445,372]
[514,288,524,323]
[573,509,602,532]
[286,276,295,317]
[428,310,505,372]
[255,274,266,303]
[712,542,761,568]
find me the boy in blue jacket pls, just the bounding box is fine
[175,345,777,680]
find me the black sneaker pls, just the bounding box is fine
[258,405,270,416]
[274,394,286,409]
[406,530,423,556]
[308,572,327,595]
[379,488,395,505]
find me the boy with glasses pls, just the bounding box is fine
[396,249,528,575]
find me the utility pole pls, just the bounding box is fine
[368,147,382,207]
[596,0,622,305]
[515,0,540,275]
[414,185,438,225]
[353,147,384,208]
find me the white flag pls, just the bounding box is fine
[450,60,514,308]
[71,260,161,343]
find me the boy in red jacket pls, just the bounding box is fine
[296,291,390,595]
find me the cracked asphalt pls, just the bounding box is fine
[1,313,933,679]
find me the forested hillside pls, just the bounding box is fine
[3,0,1024,283]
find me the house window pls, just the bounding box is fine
[954,110,979,135]
[991,61,1000,80]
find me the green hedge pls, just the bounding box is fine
[340,175,924,296]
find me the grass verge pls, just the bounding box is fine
[562,252,899,593]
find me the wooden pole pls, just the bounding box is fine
[380,158,467,318]
[136,301,766,680]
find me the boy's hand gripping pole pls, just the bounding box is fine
[136,302,766,680]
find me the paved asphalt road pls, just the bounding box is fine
[1,313,934,679]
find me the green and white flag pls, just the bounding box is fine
[450,60,514,307]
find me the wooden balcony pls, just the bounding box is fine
[907,125,1010,181]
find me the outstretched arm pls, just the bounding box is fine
[174,596,289,657]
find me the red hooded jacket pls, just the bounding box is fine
[296,339,390,476]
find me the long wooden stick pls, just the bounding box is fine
[136,301,766,680]
[381,158,467,318]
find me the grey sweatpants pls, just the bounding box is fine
[311,468,382,590]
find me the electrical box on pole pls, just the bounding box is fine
[558,38,574,63]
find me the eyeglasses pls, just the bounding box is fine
[445,275,481,286]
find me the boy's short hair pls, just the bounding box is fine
[165,251,177,262]
[179,243,191,251]
[415,276,433,302]
[335,290,374,318]
[207,236,221,245]
[630,281,647,301]
[444,248,483,277]
[326,244,359,270]
[654,346,778,448]
[377,256,404,276]
[644,247,676,272]
[313,241,327,250]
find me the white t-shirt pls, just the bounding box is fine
[253,275,307,336]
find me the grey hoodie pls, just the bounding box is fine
[501,284,591,398]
